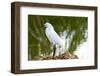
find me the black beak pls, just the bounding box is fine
[41,26,46,28]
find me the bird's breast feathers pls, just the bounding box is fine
[45,28,64,47]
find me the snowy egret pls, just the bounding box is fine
[44,22,65,58]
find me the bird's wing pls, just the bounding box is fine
[52,30,64,45]
[45,28,63,46]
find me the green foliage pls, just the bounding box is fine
[28,15,88,60]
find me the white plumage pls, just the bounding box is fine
[44,22,64,48]
[44,22,65,57]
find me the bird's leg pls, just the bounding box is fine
[53,45,56,59]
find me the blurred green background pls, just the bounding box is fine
[28,15,88,60]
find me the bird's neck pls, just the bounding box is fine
[47,27,54,31]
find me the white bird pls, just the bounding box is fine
[44,22,65,58]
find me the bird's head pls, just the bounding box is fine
[44,22,54,29]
